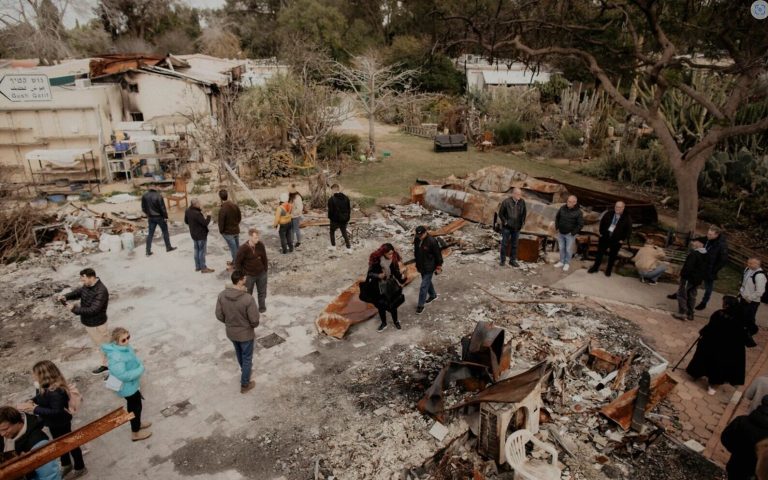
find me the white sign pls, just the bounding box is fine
[0,75,52,102]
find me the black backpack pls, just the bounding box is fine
[751,270,768,304]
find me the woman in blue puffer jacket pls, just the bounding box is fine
[102,327,152,441]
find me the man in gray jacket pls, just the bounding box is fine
[554,195,584,272]
[215,270,260,394]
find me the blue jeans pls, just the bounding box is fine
[232,339,254,387]
[500,228,520,264]
[700,278,714,305]
[418,272,436,307]
[146,216,172,254]
[193,239,207,270]
[222,234,239,261]
[291,217,303,244]
[557,233,576,264]
[639,264,667,282]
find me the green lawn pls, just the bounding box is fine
[340,132,607,199]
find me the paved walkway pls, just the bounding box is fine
[553,267,768,467]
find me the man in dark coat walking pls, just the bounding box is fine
[234,228,269,313]
[497,187,527,267]
[672,238,709,320]
[327,183,352,253]
[141,187,177,256]
[185,198,214,273]
[414,225,443,314]
[588,201,632,277]
[218,189,242,265]
[722,395,768,480]
[216,270,260,394]
[696,225,729,310]
[57,268,110,375]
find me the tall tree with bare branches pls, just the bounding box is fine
[0,0,71,64]
[436,0,768,235]
[330,52,418,154]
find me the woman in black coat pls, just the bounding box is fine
[686,295,748,396]
[364,243,405,332]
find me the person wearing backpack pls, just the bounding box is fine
[273,193,294,254]
[740,257,767,336]
[17,360,86,478]
[327,184,352,253]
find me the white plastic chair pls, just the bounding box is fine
[505,429,562,480]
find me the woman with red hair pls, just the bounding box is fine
[364,243,405,332]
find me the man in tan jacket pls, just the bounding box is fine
[634,243,668,285]
[215,270,260,394]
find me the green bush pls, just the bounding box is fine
[579,145,674,188]
[560,127,584,147]
[318,132,362,160]
[493,120,530,145]
[535,74,570,104]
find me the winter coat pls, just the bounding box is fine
[327,193,351,224]
[274,202,293,227]
[215,285,260,342]
[102,343,144,398]
[234,241,269,276]
[141,189,168,219]
[704,235,728,281]
[32,387,72,428]
[634,245,666,273]
[64,279,109,327]
[555,205,584,235]
[364,260,405,309]
[722,404,768,480]
[681,248,709,285]
[184,206,211,241]
[686,305,747,387]
[218,201,242,235]
[498,197,527,232]
[414,235,443,275]
[598,210,631,242]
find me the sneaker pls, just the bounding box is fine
[201,268,215,273]
[91,366,108,375]
[648,280,658,285]
[554,262,564,268]
[604,271,612,277]
[426,295,438,304]
[66,468,88,479]
[377,323,387,332]
[240,380,256,394]
[346,247,353,255]
[695,302,707,311]
[588,266,598,274]
[639,276,645,283]
[416,306,425,315]
[327,246,336,252]
[510,261,520,267]
[166,246,177,252]
[195,268,201,272]
[61,465,73,478]
[393,321,402,330]
[131,430,152,441]
[295,242,301,248]
[707,387,716,396]
[562,264,570,272]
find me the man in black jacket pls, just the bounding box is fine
[414,225,443,314]
[327,183,352,253]
[696,225,729,310]
[185,198,214,273]
[141,187,177,257]
[498,187,527,267]
[722,394,768,480]
[554,195,584,272]
[588,201,632,277]
[0,406,61,479]
[672,238,709,321]
[57,268,110,375]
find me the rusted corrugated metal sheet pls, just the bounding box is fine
[89,54,190,78]
[448,361,549,410]
[0,408,133,478]
[599,372,677,431]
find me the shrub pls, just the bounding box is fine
[493,120,530,145]
[579,145,673,189]
[560,127,584,147]
[318,132,362,160]
[535,74,570,104]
